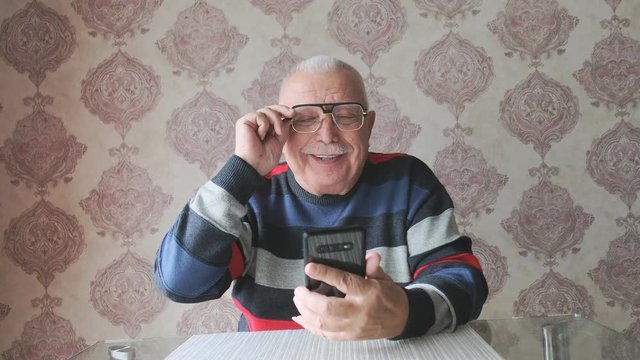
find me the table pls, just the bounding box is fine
[69,315,640,359]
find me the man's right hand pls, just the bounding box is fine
[234,105,293,175]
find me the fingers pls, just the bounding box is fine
[293,286,349,319]
[254,112,270,140]
[365,252,381,275]
[292,286,351,339]
[235,104,294,175]
[255,106,292,141]
[295,255,407,340]
[365,252,393,281]
[294,266,361,337]
[303,254,391,297]
[305,262,367,296]
[240,105,293,140]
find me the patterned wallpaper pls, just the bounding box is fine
[0,0,639,358]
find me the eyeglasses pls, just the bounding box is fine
[289,102,368,133]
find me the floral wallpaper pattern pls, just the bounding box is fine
[0,0,639,358]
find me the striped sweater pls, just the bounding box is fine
[154,153,488,339]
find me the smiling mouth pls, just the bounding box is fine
[312,154,342,161]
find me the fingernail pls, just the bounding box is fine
[306,263,316,275]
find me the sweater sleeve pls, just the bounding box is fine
[391,160,488,339]
[154,155,263,303]
[393,236,488,339]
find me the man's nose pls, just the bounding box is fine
[315,114,339,142]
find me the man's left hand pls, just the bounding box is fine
[292,252,409,340]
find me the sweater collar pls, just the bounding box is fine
[285,169,360,205]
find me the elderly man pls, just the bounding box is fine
[154,55,488,340]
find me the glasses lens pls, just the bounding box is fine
[291,106,321,133]
[333,104,364,131]
[290,103,365,133]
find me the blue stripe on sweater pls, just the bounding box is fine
[157,229,228,299]
[177,205,237,267]
[251,178,431,227]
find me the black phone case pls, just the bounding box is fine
[302,226,365,297]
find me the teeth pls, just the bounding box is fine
[316,155,338,160]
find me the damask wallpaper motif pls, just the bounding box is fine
[0,0,638,358]
[491,0,596,319]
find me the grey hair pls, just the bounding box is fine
[285,55,368,106]
[291,55,360,77]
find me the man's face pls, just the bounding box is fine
[279,70,375,196]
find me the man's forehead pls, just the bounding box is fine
[279,70,365,105]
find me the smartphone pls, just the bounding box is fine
[302,226,366,297]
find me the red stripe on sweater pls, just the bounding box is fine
[367,152,405,164]
[233,298,303,331]
[413,253,482,280]
[228,242,245,279]
[265,163,289,179]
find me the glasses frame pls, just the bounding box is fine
[289,102,368,133]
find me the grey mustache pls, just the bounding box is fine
[303,145,351,155]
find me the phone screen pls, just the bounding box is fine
[302,227,365,297]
